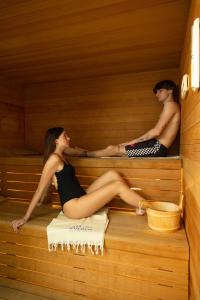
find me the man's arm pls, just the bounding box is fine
[120,102,178,147]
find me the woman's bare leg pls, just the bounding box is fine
[87,145,126,157]
[86,170,124,194]
[63,180,146,219]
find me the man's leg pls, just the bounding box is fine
[87,144,126,157]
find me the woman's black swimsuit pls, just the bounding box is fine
[55,162,86,207]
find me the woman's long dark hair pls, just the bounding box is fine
[43,127,64,165]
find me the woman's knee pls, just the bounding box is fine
[105,169,122,181]
[112,180,127,192]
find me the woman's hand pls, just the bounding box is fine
[11,218,27,232]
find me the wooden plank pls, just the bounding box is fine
[0,156,181,169]
[0,254,73,280]
[0,252,187,287]
[5,173,41,182]
[0,165,42,173]
[0,285,51,300]
[6,181,38,191]
[74,280,187,300]
[73,268,187,299]
[75,167,181,179]
[0,230,188,274]
[77,176,180,191]
[0,231,188,272]
[0,265,73,293]
[68,157,182,169]
[0,277,85,300]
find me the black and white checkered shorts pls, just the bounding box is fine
[125,139,168,157]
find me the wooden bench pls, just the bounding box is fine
[0,156,182,206]
[0,156,189,300]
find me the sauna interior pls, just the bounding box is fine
[0,1,200,300]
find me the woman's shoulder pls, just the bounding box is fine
[50,152,63,161]
[45,153,62,169]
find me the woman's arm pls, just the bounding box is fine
[37,180,51,206]
[64,146,87,156]
[11,155,60,232]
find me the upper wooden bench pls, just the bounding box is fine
[0,156,188,300]
[0,155,182,208]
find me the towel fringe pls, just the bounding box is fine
[48,241,104,255]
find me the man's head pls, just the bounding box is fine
[153,80,178,102]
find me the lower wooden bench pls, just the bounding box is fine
[0,199,189,300]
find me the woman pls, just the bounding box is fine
[11,127,151,232]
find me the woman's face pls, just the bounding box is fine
[56,131,70,148]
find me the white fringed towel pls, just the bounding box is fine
[47,208,109,255]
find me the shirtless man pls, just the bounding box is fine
[85,80,180,158]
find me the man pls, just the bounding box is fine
[85,80,180,158]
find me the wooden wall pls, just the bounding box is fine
[180,0,200,299]
[0,81,24,151]
[24,68,179,154]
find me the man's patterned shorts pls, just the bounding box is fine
[125,139,168,157]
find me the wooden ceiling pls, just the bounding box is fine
[0,0,189,84]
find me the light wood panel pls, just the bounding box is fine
[0,277,82,300]
[0,81,24,151]
[24,68,179,154]
[180,0,200,299]
[0,156,182,208]
[0,200,189,300]
[0,1,189,83]
[0,285,54,300]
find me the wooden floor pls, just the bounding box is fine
[0,285,52,300]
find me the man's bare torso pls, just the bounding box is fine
[157,102,180,148]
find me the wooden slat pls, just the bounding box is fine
[74,280,187,300]
[5,173,41,182]
[0,155,182,168]
[73,268,187,300]
[75,167,181,179]
[0,252,187,287]
[0,245,188,285]
[0,277,85,300]
[0,265,73,294]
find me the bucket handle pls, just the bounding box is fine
[179,193,184,218]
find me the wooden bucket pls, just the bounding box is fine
[146,201,182,232]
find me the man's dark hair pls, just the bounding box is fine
[153,80,179,102]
